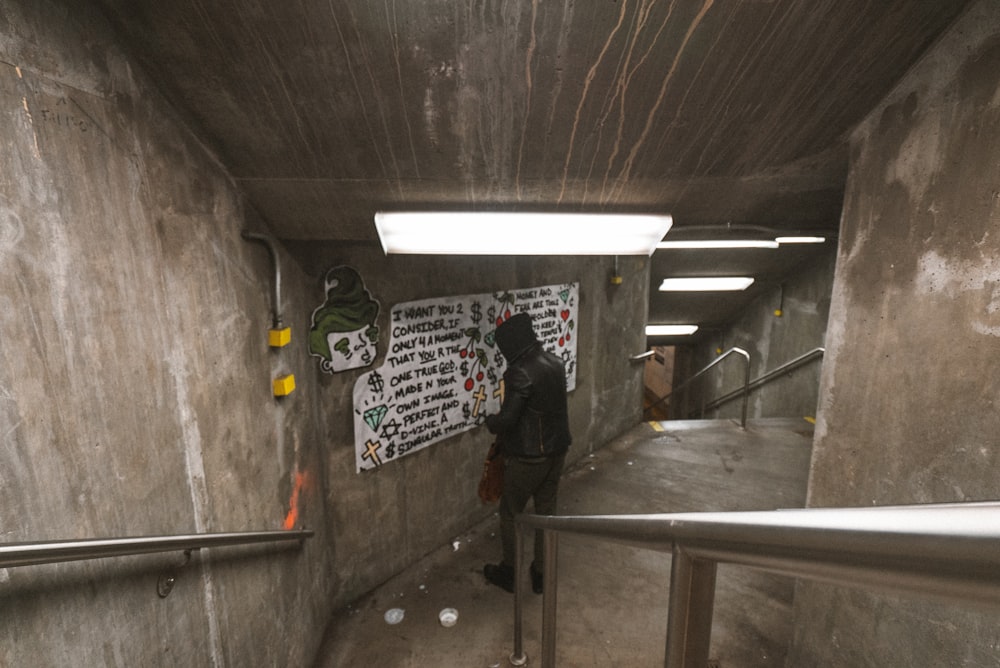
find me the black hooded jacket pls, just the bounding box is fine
[485,313,572,458]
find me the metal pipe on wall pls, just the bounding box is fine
[241,230,283,330]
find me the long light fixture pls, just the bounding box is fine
[656,239,778,249]
[776,236,826,244]
[374,211,673,255]
[646,324,699,336]
[659,277,755,292]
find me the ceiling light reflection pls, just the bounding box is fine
[659,277,755,292]
[646,325,699,336]
[375,211,673,255]
[656,240,778,250]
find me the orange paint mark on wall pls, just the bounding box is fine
[283,471,310,530]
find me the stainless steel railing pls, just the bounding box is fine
[1,529,313,598]
[701,347,825,414]
[510,502,1000,667]
[644,346,825,426]
[1,530,313,569]
[644,347,751,428]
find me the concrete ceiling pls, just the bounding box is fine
[92,0,972,343]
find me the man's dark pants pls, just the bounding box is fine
[499,454,566,568]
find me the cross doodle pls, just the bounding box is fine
[362,440,383,467]
[472,385,488,417]
[493,379,505,405]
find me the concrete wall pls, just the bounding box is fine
[0,2,335,665]
[673,247,836,422]
[285,243,649,602]
[0,2,648,664]
[788,2,1000,665]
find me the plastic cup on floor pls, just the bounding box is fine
[438,607,458,627]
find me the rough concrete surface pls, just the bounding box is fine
[0,2,334,664]
[789,1,1000,665]
[0,3,651,665]
[314,419,813,667]
[4,0,998,664]
[287,241,651,610]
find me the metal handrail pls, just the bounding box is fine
[702,347,825,413]
[0,529,314,569]
[644,347,751,428]
[510,502,1000,667]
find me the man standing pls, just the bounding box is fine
[484,312,572,594]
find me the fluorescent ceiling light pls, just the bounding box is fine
[775,236,826,244]
[656,239,778,250]
[646,324,699,336]
[375,211,673,255]
[659,277,755,292]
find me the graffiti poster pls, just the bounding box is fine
[353,282,578,472]
[308,266,381,373]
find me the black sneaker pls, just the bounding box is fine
[483,563,515,593]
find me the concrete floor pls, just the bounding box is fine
[313,418,814,667]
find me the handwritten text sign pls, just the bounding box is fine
[353,282,578,472]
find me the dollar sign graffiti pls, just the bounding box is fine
[367,370,385,394]
[471,301,482,324]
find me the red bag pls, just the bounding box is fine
[477,440,504,504]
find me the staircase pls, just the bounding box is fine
[313,418,813,667]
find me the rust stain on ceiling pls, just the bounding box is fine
[91,0,974,336]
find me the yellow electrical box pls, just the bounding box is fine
[273,374,296,397]
[269,327,292,348]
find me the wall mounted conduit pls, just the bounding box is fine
[241,230,283,330]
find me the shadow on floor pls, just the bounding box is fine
[313,418,814,667]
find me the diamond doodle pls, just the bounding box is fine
[364,405,388,431]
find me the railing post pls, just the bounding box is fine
[510,525,527,666]
[541,529,559,668]
[738,348,750,429]
[665,543,717,668]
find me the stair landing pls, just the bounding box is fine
[314,418,814,667]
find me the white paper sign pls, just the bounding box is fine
[353,282,579,472]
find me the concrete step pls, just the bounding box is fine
[314,418,814,667]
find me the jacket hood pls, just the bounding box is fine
[495,312,538,362]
